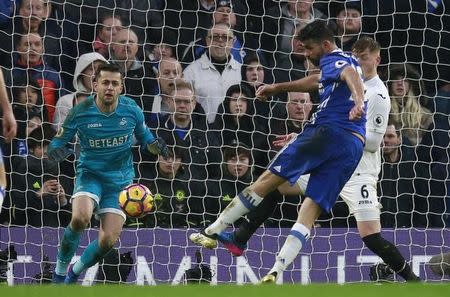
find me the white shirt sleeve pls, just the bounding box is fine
[364,88,391,153]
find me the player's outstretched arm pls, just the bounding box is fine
[340,67,365,120]
[0,70,16,142]
[48,109,77,162]
[256,74,320,101]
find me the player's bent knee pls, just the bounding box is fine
[70,215,91,231]
[98,232,120,250]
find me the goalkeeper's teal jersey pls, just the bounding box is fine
[48,95,155,183]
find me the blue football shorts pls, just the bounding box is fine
[72,170,131,220]
[268,125,364,212]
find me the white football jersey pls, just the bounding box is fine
[353,75,391,177]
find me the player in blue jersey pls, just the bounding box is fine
[49,63,168,284]
[189,20,366,281]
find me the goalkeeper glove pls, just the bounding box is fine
[147,137,169,158]
[48,146,74,162]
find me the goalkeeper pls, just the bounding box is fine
[194,37,420,282]
[49,63,168,284]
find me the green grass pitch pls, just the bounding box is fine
[1,283,449,297]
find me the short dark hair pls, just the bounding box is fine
[94,63,122,81]
[298,20,335,43]
[352,37,381,54]
[27,124,56,151]
[223,141,251,162]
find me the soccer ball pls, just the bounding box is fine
[119,183,154,218]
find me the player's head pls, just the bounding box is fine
[206,23,235,61]
[287,92,313,123]
[169,79,196,122]
[94,63,123,106]
[352,37,381,77]
[16,32,43,64]
[298,20,336,66]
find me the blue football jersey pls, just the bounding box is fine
[309,49,367,137]
[48,95,155,183]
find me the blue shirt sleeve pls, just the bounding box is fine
[321,54,352,82]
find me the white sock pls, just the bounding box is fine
[205,189,263,235]
[270,223,310,275]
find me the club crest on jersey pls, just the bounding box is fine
[120,118,127,126]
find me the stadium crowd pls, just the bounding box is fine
[0,0,448,229]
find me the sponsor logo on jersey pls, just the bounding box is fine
[88,134,129,148]
[87,123,103,128]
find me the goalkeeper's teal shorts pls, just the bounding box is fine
[72,170,130,220]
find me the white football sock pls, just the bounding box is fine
[205,189,263,235]
[270,223,310,275]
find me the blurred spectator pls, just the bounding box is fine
[134,146,190,228]
[333,0,364,52]
[8,32,62,122]
[213,84,256,147]
[184,23,241,123]
[110,28,157,113]
[0,0,19,26]
[145,32,177,77]
[205,142,253,221]
[388,64,432,146]
[378,123,415,228]
[151,58,182,114]
[93,12,123,59]
[11,78,46,120]
[9,124,71,227]
[54,53,107,130]
[261,0,325,67]
[0,0,62,70]
[273,23,315,85]
[181,0,245,64]
[148,80,222,226]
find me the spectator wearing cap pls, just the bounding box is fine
[132,146,191,228]
[110,28,157,113]
[334,0,365,52]
[9,124,72,227]
[184,23,241,123]
[54,53,107,130]
[261,0,326,67]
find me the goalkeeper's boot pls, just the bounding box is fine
[369,262,394,282]
[189,230,218,249]
[51,272,66,284]
[64,267,80,284]
[260,271,278,284]
[217,231,247,257]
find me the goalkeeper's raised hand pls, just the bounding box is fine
[48,146,74,162]
[147,137,169,158]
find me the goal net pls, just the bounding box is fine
[0,0,449,285]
